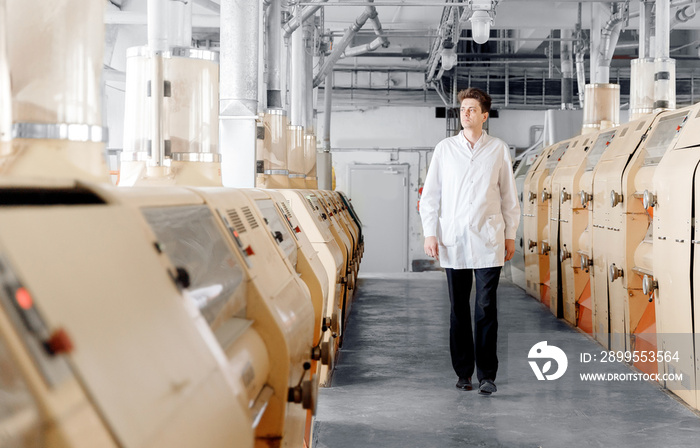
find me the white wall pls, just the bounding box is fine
[318,106,445,149]
[320,106,444,270]
[488,109,547,149]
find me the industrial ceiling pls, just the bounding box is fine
[105,1,700,110]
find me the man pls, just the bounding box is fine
[420,87,520,395]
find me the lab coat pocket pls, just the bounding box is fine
[439,217,456,247]
[485,214,504,247]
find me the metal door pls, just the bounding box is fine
[348,163,409,273]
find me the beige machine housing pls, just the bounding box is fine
[0,180,255,448]
[280,189,345,386]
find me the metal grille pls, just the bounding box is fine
[227,209,246,234]
[280,202,293,219]
[242,206,259,229]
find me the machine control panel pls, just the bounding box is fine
[0,254,73,387]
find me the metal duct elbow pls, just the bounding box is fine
[342,36,387,58]
[313,5,378,87]
[366,6,389,48]
[597,13,624,83]
[283,0,328,38]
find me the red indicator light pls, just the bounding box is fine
[677,126,682,131]
[15,287,33,310]
[233,230,239,238]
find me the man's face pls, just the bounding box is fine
[460,98,488,131]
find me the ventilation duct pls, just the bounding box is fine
[654,0,675,111]
[219,0,260,188]
[313,1,388,88]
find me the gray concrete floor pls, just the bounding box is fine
[313,272,700,448]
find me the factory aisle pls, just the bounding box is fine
[313,272,700,448]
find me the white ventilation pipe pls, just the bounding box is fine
[560,29,574,109]
[656,0,670,60]
[630,1,655,120]
[290,5,306,128]
[596,6,624,84]
[313,1,388,87]
[654,0,675,110]
[147,0,169,53]
[318,71,332,190]
[267,0,283,108]
[219,0,260,187]
[168,0,192,48]
[639,0,653,59]
[305,21,315,133]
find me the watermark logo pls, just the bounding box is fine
[528,341,568,381]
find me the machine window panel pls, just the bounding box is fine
[643,111,689,166]
[545,143,569,170]
[585,130,616,171]
[255,199,298,268]
[142,205,245,326]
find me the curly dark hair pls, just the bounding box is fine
[457,87,492,113]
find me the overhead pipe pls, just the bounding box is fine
[631,1,655,120]
[148,0,169,53]
[219,0,260,187]
[283,0,328,38]
[596,4,625,83]
[639,0,653,58]
[168,0,192,48]
[654,0,676,110]
[560,29,574,109]
[305,20,315,132]
[313,1,388,88]
[341,36,386,58]
[318,70,332,190]
[304,20,318,188]
[267,0,283,108]
[574,3,586,107]
[290,5,306,128]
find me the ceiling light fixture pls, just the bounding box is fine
[441,40,458,71]
[468,0,496,45]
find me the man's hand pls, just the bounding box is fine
[424,236,439,259]
[505,239,515,261]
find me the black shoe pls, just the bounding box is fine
[456,377,473,391]
[478,379,497,395]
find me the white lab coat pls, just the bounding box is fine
[420,131,520,269]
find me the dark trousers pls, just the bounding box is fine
[445,266,501,382]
